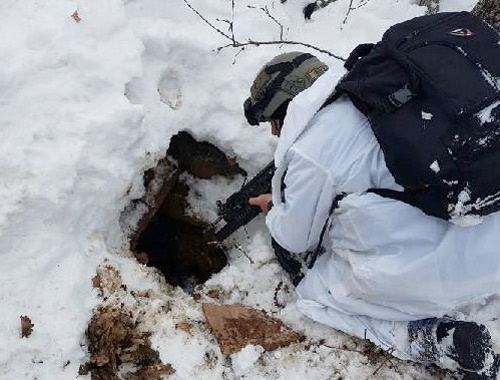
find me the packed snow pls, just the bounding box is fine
[0,0,486,379]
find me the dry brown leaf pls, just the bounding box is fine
[175,322,192,334]
[123,363,175,380]
[92,273,102,289]
[81,306,174,379]
[93,265,123,295]
[20,315,34,338]
[71,10,81,23]
[202,303,304,354]
[206,289,221,300]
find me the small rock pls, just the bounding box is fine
[202,303,304,354]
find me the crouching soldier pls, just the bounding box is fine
[245,45,500,380]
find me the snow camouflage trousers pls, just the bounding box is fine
[272,238,500,379]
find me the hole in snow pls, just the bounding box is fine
[123,131,246,291]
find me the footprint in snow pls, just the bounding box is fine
[158,68,183,110]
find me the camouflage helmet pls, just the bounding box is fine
[244,52,328,125]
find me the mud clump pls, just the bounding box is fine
[125,131,246,290]
[167,132,245,179]
[79,306,175,380]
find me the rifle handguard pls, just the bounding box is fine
[208,161,275,241]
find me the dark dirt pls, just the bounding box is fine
[128,131,245,290]
[135,211,227,289]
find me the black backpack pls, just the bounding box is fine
[335,12,500,222]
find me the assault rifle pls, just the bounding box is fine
[209,161,275,241]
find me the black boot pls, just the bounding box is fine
[408,318,499,379]
[271,238,305,286]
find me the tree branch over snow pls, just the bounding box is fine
[182,0,232,40]
[247,5,286,41]
[182,0,346,61]
[343,0,372,25]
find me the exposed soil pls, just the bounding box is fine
[135,211,226,289]
[125,131,245,290]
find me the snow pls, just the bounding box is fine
[477,100,500,125]
[231,345,265,376]
[0,0,482,379]
[421,111,433,120]
[430,160,440,173]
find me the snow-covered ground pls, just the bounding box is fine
[0,0,482,379]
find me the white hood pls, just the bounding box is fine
[274,65,347,168]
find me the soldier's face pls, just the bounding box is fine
[270,119,282,137]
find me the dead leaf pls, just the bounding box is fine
[20,315,34,338]
[71,10,81,23]
[123,363,175,380]
[81,306,174,379]
[175,322,192,334]
[206,289,221,300]
[92,273,102,289]
[202,303,304,354]
[93,265,123,295]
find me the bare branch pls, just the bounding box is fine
[216,18,232,29]
[184,0,346,61]
[353,0,372,10]
[343,0,355,25]
[182,0,232,41]
[230,0,236,43]
[248,5,286,40]
[232,47,245,65]
[370,347,403,377]
[233,244,254,264]
[219,39,346,61]
[342,0,373,25]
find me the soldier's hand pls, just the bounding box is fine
[248,194,273,215]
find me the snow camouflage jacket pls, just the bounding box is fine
[336,12,500,223]
[266,66,500,323]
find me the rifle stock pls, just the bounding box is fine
[210,161,275,241]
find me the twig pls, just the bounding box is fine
[232,47,245,65]
[233,244,254,264]
[353,0,372,10]
[343,0,373,25]
[321,344,365,355]
[248,5,285,40]
[230,0,236,43]
[342,0,355,25]
[371,347,397,376]
[216,18,232,31]
[181,0,232,41]
[219,40,346,61]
